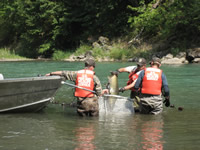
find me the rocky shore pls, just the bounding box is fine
[64,48,200,65]
[1,48,200,65]
[64,36,200,65]
[158,47,200,65]
[1,36,199,65]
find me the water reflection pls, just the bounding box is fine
[98,114,134,149]
[139,115,164,150]
[74,124,96,150]
[1,62,200,149]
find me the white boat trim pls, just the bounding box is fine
[0,98,51,112]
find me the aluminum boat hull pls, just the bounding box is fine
[0,76,62,113]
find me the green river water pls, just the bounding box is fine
[0,61,200,150]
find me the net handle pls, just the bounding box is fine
[103,94,134,102]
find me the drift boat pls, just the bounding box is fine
[0,76,61,113]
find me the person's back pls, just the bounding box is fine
[46,59,102,117]
[141,67,162,95]
[74,64,101,116]
[134,57,170,115]
[75,69,95,98]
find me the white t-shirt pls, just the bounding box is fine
[124,66,137,73]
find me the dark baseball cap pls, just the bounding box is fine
[151,57,161,64]
[85,59,95,67]
[137,58,146,66]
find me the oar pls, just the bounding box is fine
[61,81,96,94]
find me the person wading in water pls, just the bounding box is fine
[134,57,170,115]
[117,58,147,112]
[46,59,107,117]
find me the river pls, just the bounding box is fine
[0,61,200,150]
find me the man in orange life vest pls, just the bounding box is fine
[46,59,104,117]
[118,58,147,111]
[134,57,170,115]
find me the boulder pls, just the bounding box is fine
[193,58,200,63]
[92,36,112,51]
[163,53,173,59]
[176,52,186,58]
[92,42,101,49]
[99,36,109,46]
[128,57,139,62]
[161,57,188,65]
[160,52,188,64]
[186,47,200,63]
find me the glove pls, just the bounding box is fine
[163,97,170,107]
[119,87,125,93]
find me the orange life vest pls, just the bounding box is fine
[75,69,95,97]
[127,70,140,91]
[141,67,162,95]
[127,71,136,85]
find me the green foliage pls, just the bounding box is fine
[92,47,106,58]
[124,46,151,60]
[128,0,200,43]
[0,48,27,59]
[52,50,72,60]
[0,0,199,59]
[74,45,92,56]
[39,43,52,54]
[0,0,69,58]
[109,44,129,60]
[0,0,134,58]
[170,47,181,56]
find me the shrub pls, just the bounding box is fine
[52,50,72,60]
[92,47,106,58]
[0,48,27,59]
[109,44,129,60]
[74,45,92,56]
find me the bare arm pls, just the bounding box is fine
[118,66,137,73]
[118,68,129,73]
[46,71,62,76]
[123,80,137,90]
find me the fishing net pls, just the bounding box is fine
[98,94,135,115]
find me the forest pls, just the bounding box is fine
[0,0,199,60]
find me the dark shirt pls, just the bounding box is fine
[134,69,170,97]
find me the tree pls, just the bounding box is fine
[128,0,200,45]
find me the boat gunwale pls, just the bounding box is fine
[0,76,61,83]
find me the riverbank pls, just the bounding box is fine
[0,53,199,65]
[56,36,200,65]
[1,39,200,65]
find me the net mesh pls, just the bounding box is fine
[98,94,134,115]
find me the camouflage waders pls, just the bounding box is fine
[130,91,140,112]
[77,97,99,117]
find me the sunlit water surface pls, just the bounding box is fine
[0,61,200,150]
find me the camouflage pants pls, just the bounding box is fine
[77,97,99,117]
[139,95,163,115]
[130,91,140,112]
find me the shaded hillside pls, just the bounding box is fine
[0,0,199,59]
